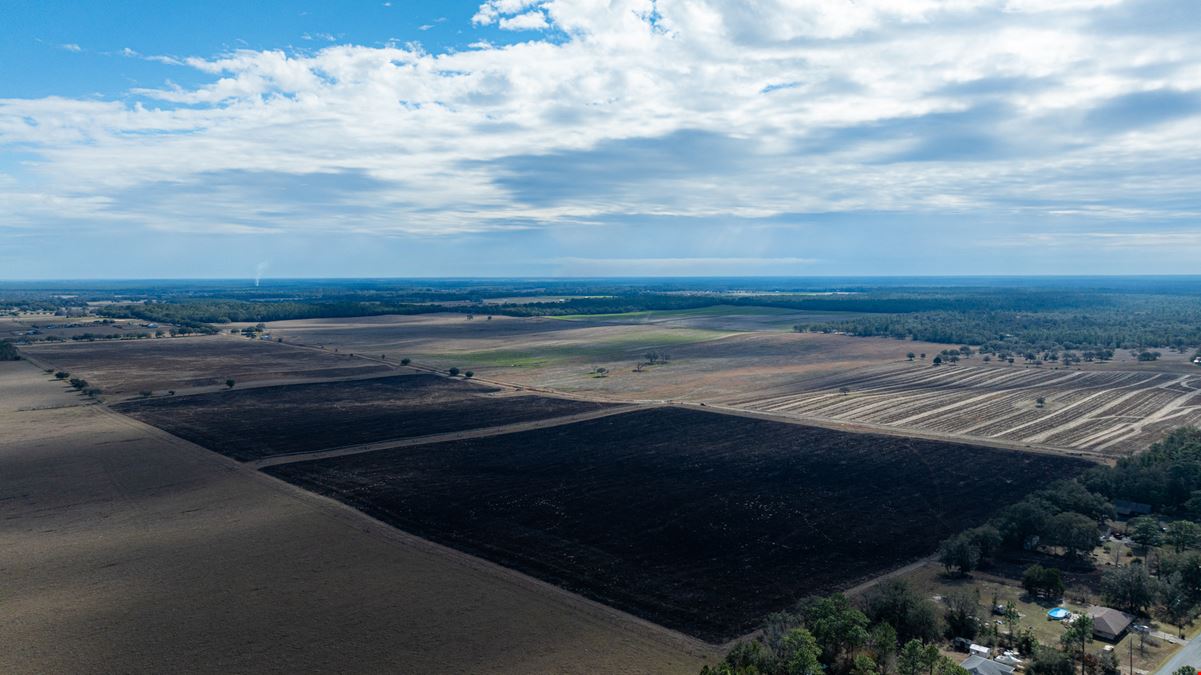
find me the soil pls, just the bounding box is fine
[265,406,1093,642]
[114,374,611,461]
[20,334,391,395]
[0,360,714,674]
[724,361,1201,455]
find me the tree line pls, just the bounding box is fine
[937,428,1201,625]
[707,427,1201,675]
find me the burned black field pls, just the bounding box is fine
[114,374,610,461]
[264,406,1093,642]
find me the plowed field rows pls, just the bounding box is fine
[720,363,1201,455]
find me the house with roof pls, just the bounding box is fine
[961,655,1016,675]
[1087,606,1134,641]
[1113,499,1152,517]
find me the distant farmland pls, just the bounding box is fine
[721,362,1201,455]
[21,335,389,395]
[115,374,610,461]
[264,407,1092,642]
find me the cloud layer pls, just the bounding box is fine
[2,0,1200,274]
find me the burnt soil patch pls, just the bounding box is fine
[263,406,1092,642]
[115,374,609,461]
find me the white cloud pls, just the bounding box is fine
[2,0,1200,240]
[60,43,82,52]
[473,0,544,25]
[498,10,549,31]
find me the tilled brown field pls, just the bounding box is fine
[0,361,711,674]
[723,362,1201,455]
[115,374,611,461]
[21,335,391,395]
[264,313,949,402]
[264,406,1092,642]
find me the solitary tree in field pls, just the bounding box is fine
[448,367,460,376]
[225,378,236,389]
[932,356,942,366]
[400,358,411,365]
[840,386,851,396]
[464,371,474,378]
[907,352,916,361]
[1036,396,1046,407]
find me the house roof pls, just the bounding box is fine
[1113,499,1152,516]
[1087,606,1134,639]
[961,655,1016,675]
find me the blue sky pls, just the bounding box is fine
[2,0,1200,279]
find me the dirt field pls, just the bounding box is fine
[549,305,870,332]
[265,406,1092,642]
[19,335,392,395]
[248,313,1201,454]
[115,374,612,461]
[0,360,714,674]
[1,314,164,340]
[265,313,948,401]
[721,360,1201,455]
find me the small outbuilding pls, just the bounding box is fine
[1087,606,1134,641]
[961,655,1016,675]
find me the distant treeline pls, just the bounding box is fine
[96,300,435,327]
[795,294,1201,352]
[13,282,1188,353]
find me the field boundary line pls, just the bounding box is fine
[248,403,655,469]
[85,399,723,657]
[677,401,1111,464]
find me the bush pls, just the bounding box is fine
[448,367,461,376]
[1022,565,1064,599]
[864,579,941,644]
[0,340,20,361]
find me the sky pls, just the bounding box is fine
[1,0,1200,279]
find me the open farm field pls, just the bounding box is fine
[265,313,948,401]
[19,335,391,396]
[723,361,1201,455]
[1,315,162,340]
[0,360,709,674]
[115,374,611,461]
[549,305,871,331]
[264,406,1092,642]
